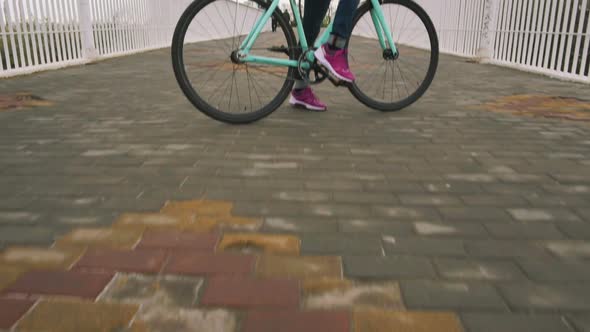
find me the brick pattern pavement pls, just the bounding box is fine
[0,45,589,331]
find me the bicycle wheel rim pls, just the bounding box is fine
[348,0,439,112]
[171,0,296,124]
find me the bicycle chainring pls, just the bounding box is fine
[297,49,328,85]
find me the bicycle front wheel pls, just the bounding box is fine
[348,0,439,112]
[172,0,297,124]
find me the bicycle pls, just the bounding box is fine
[172,0,439,124]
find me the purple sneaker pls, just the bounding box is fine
[314,44,355,83]
[289,87,327,112]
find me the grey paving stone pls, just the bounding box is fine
[401,280,507,310]
[383,237,467,256]
[414,221,488,237]
[331,192,397,204]
[483,184,543,196]
[0,226,59,246]
[438,207,512,222]
[558,223,590,240]
[518,259,590,282]
[423,182,484,194]
[577,208,590,221]
[301,234,383,255]
[343,256,436,280]
[525,194,590,207]
[271,191,331,203]
[465,240,550,258]
[461,313,574,332]
[509,208,582,222]
[545,241,590,258]
[372,206,441,220]
[0,211,41,225]
[339,219,415,234]
[484,222,565,240]
[499,283,590,311]
[261,217,339,233]
[434,258,525,281]
[569,315,590,332]
[304,204,373,218]
[461,195,529,206]
[398,195,462,206]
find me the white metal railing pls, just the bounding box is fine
[0,0,265,77]
[1,0,589,83]
[417,0,590,83]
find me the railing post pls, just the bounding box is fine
[77,0,99,60]
[477,0,500,62]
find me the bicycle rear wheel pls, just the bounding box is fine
[348,0,439,112]
[172,0,297,124]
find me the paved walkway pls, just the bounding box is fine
[0,47,589,332]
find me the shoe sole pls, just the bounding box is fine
[314,47,354,83]
[289,96,327,112]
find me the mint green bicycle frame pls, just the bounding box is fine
[238,0,398,70]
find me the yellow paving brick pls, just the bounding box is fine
[113,213,188,231]
[302,278,353,295]
[55,227,143,250]
[354,310,464,332]
[218,233,300,255]
[0,246,84,270]
[256,255,342,280]
[212,216,262,230]
[16,299,139,332]
[161,200,233,217]
[183,216,262,232]
[180,218,220,233]
[0,265,24,292]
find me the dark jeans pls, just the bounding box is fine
[302,0,360,46]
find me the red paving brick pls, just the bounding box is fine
[75,249,167,274]
[0,298,36,329]
[4,271,113,299]
[200,277,299,308]
[164,252,256,276]
[242,310,351,332]
[137,230,219,251]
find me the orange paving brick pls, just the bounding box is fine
[210,216,263,230]
[164,252,256,276]
[302,278,354,295]
[56,227,143,250]
[74,248,167,274]
[200,277,299,308]
[15,299,138,332]
[354,310,464,332]
[137,230,219,251]
[0,265,25,292]
[161,200,233,217]
[0,298,36,329]
[5,270,114,299]
[114,212,188,230]
[242,310,350,332]
[256,255,342,280]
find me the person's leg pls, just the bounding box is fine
[314,0,360,82]
[301,0,331,47]
[290,0,331,112]
[331,0,361,42]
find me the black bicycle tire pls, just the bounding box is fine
[348,0,439,112]
[171,0,297,124]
